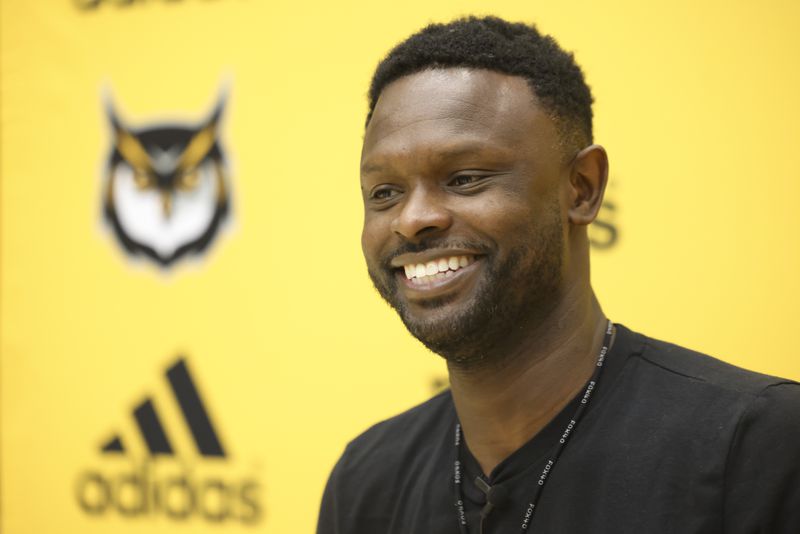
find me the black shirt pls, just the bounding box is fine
[317,325,800,533]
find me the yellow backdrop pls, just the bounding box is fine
[2,1,798,533]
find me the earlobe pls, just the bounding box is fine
[567,144,609,226]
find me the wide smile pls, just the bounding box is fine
[393,253,483,300]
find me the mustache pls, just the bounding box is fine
[380,238,492,270]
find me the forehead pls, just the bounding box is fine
[362,68,558,168]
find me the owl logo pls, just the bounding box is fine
[103,96,230,267]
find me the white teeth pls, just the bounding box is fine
[402,255,475,281]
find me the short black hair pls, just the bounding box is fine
[367,16,594,154]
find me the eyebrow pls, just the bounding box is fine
[360,142,513,175]
[360,162,386,175]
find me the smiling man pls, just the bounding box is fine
[317,17,800,534]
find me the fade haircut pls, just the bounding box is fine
[367,16,594,156]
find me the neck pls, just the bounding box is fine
[448,286,607,476]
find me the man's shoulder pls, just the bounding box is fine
[346,390,452,456]
[631,327,798,397]
[334,390,453,478]
[317,392,455,530]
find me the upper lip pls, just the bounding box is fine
[389,248,483,268]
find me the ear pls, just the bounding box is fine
[176,103,223,175]
[567,144,609,226]
[104,97,153,174]
[206,90,227,127]
[105,94,124,132]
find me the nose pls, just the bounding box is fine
[390,187,452,241]
[161,191,173,219]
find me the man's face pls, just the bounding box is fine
[360,68,569,365]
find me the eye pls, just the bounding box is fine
[133,170,154,190]
[177,170,200,191]
[369,186,401,202]
[449,173,487,187]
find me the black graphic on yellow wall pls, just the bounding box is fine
[589,200,618,250]
[103,95,230,267]
[75,358,262,524]
[101,359,225,457]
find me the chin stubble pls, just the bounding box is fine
[367,211,563,370]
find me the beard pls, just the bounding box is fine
[367,204,564,370]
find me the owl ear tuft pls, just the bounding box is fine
[205,91,227,130]
[104,93,126,135]
[104,94,153,174]
[176,92,227,174]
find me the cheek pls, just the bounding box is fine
[462,193,535,239]
[361,214,391,265]
[467,193,558,256]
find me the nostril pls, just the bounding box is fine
[392,225,445,242]
[409,225,447,240]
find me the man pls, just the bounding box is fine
[318,16,800,533]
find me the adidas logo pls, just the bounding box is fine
[75,357,262,524]
[101,359,225,457]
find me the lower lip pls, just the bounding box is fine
[395,258,483,300]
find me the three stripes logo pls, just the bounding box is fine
[75,357,262,524]
[102,359,225,457]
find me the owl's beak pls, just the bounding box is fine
[161,192,173,219]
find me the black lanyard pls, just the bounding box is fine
[452,320,614,533]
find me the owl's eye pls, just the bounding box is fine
[178,170,200,191]
[133,171,154,190]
